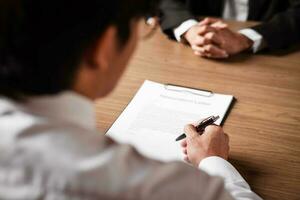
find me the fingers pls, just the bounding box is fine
[189,19,231,60]
[194,44,228,59]
[187,25,218,46]
[203,126,230,149]
[211,21,228,29]
[184,124,198,139]
[204,125,224,134]
[199,18,228,30]
[180,139,187,147]
[188,25,222,46]
[197,25,217,36]
[180,138,188,162]
[184,24,217,47]
[183,156,191,163]
[193,35,210,46]
[205,32,223,46]
[190,29,228,59]
[191,31,223,48]
[193,48,206,56]
[198,17,222,26]
[203,125,229,143]
[203,44,228,57]
[192,31,220,46]
[181,139,189,162]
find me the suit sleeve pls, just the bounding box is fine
[159,0,197,39]
[251,0,300,50]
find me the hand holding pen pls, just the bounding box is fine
[179,116,230,166]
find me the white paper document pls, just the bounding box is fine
[107,80,234,162]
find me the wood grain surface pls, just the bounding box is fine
[95,20,300,200]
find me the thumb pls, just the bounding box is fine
[211,21,228,29]
[184,124,198,139]
[198,17,220,26]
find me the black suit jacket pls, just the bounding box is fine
[159,0,300,50]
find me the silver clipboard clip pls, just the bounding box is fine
[164,83,214,97]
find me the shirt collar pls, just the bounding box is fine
[23,91,97,131]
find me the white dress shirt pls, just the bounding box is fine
[174,0,264,53]
[0,92,262,199]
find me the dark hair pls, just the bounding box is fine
[0,0,159,99]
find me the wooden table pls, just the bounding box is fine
[95,21,300,200]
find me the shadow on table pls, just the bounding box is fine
[228,156,264,186]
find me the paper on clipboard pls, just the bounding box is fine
[107,80,234,162]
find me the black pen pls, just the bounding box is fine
[175,115,220,141]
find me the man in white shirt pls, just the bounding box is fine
[160,0,300,59]
[0,0,262,199]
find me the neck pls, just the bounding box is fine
[73,66,100,101]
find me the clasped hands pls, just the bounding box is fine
[183,18,253,59]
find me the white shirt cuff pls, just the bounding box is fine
[173,19,198,42]
[199,156,247,185]
[239,28,264,53]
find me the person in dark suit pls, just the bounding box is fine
[159,0,300,58]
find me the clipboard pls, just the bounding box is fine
[106,80,235,161]
[164,84,214,97]
[164,83,236,126]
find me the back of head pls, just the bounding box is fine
[0,0,159,99]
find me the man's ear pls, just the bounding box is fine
[85,26,118,72]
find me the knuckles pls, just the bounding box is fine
[184,124,194,134]
[199,25,209,33]
[205,32,215,40]
[205,125,223,134]
[206,44,213,51]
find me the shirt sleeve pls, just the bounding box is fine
[239,28,265,53]
[159,0,198,39]
[173,19,198,42]
[199,156,263,200]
